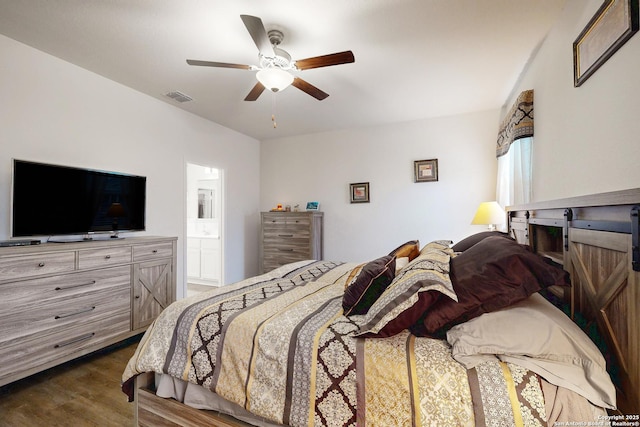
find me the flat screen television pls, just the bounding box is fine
[11,159,146,239]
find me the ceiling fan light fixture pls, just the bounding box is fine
[256,67,294,92]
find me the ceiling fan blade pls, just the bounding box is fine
[186,59,251,70]
[292,77,329,100]
[240,15,275,58]
[294,51,355,70]
[244,82,266,101]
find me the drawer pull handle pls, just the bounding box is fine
[152,250,158,253]
[278,248,294,252]
[279,234,294,237]
[54,333,95,348]
[55,306,96,319]
[105,255,111,259]
[55,280,97,291]
[38,262,46,268]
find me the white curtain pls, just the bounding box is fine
[496,136,532,208]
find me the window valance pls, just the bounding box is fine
[496,89,533,158]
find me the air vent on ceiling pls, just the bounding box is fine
[164,91,193,103]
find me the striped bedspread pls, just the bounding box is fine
[122,259,547,426]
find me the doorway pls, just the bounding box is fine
[185,163,223,296]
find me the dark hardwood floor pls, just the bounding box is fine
[0,336,142,427]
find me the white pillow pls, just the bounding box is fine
[446,293,616,409]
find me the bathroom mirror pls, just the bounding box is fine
[198,188,215,219]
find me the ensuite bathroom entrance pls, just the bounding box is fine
[186,163,223,296]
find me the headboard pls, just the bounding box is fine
[507,188,640,415]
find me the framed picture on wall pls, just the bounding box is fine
[573,0,639,87]
[414,159,438,182]
[350,182,370,203]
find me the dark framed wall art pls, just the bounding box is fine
[573,0,639,87]
[414,159,438,183]
[350,182,370,203]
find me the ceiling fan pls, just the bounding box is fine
[186,15,355,101]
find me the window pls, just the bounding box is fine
[495,89,533,208]
[496,136,532,207]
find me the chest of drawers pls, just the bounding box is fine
[260,211,323,273]
[0,236,176,386]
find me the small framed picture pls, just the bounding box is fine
[414,159,438,183]
[350,182,370,203]
[306,201,320,211]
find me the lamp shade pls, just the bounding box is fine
[256,68,294,92]
[471,201,505,230]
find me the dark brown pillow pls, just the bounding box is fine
[451,231,513,252]
[388,240,420,261]
[343,255,396,316]
[411,236,570,337]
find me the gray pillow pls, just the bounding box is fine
[446,293,616,409]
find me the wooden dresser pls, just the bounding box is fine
[0,236,176,387]
[260,211,323,273]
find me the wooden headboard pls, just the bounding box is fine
[507,188,640,415]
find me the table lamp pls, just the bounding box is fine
[471,201,505,231]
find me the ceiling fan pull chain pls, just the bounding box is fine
[272,92,277,128]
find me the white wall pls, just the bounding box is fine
[0,35,261,297]
[505,0,640,202]
[261,109,500,263]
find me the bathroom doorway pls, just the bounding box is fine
[186,163,223,296]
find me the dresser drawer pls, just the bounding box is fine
[263,247,311,260]
[262,260,283,273]
[262,240,311,255]
[0,251,75,282]
[262,214,311,228]
[262,226,311,240]
[78,246,132,269]
[262,253,312,272]
[262,247,312,272]
[0,266,130,314]
[0,311,130,382]
[133,242,173,261]
[0,285,130,344]
[262,234,311,249]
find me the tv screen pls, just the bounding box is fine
[11,160,146,238]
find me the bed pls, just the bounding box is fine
[122,187,640,427]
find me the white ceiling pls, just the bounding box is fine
[0,0,566,141]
